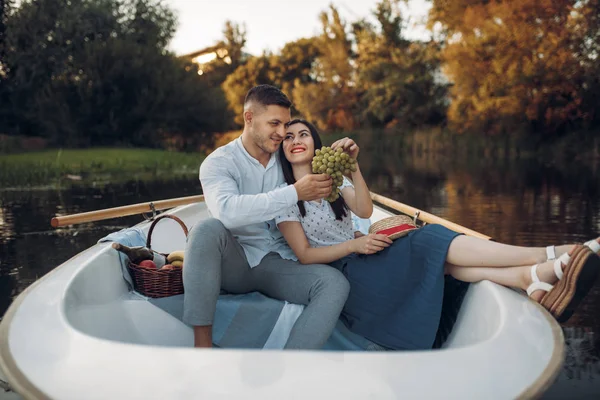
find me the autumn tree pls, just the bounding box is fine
[430,0,600,135]
[200,20,247,87]
[219,1,452,133]
[221,54,275,125]
[221,37,321,126]
[271,37,321,104]
[293,5,357,130]
[221,6,357,131]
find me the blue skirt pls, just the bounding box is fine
[333,224,461,351]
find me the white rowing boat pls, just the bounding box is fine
[0,197,564,399]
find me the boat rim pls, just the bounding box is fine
[515,299,565,399]
[0,246,87,399]
[0,202,566,399]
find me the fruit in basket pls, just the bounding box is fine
[112,243,153,264]
[160,264,174,271]
[138,260,157,269]
[167,250,185,264]
[171,260,183,268]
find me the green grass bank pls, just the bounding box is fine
[0,148,204,189]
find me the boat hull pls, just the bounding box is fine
[0,203,564,399]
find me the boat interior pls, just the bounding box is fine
[64,202,542,351]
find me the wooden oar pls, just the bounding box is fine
[370,192,491,240]
[50,195,204,228]
[51,192,490,240]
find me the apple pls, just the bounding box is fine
[160,264,174,271]
[138,260,157,269]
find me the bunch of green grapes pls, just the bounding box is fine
[311,146,357,202]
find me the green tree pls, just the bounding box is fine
[354,0,447,127]
[0,0,14,132]
[0,0,12,70]
[126,0,176,49]
[2,0,223,147]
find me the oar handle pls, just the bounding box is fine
[51,195,205,228]
[370,192,491,240]
[51,191,490,241]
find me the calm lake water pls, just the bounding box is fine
[1,138,599,398]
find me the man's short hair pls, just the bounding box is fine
[244,84,292,109]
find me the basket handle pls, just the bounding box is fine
[146,215,189,250]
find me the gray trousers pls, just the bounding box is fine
[182,218,350,349]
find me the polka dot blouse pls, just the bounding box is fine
[276,177,355,248]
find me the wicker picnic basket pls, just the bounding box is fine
[127,214,188,298]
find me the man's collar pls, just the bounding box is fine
[235,137,278,169]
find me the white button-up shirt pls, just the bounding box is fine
[199,137,298,267]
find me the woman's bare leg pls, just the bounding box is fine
[445,263,529,289]
[445,242,596,302]
[445,235,575,268]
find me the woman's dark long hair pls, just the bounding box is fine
[279,119,349,221]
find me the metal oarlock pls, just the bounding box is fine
[413,211,420,225]
[142,202,158,221]
[413,211,427,227]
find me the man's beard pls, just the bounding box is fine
[252,130,277,154]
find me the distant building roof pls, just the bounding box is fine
[179,45,252,75]
[179,44,225,60]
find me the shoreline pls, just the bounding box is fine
[0,148,203,189]
[3,128,598,189]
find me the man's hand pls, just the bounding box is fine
[294,174,333,201]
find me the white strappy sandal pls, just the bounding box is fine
[525,254,568,298]
[527,245,600,322]
[545,245,558,261]
[545,242,598,267]
[583,239,600,255]
[547,240,600,261]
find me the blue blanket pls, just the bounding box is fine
[99,221,384,351]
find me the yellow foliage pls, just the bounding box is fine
[210,130,242,153]
[432,0,595,134]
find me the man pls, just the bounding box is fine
[183,84,350,349]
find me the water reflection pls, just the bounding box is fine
[359,136,600,246]
[1,139,599,396]
[0,178,200,318]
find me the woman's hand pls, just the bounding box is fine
[331,137,359,160]
[350,233,393,255]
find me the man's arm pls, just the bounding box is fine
[200,157,298,229]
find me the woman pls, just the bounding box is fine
[275,119,600,351]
